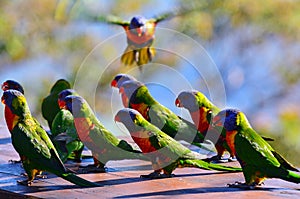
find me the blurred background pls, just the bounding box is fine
[0,0,299,165]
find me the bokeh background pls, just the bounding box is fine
[0,0,299,165]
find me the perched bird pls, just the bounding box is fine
[62,95,148,173]
[41,79,71,131]
[114,79,212,152]
[2,80,24,94]
[115,108,242,179]
[176,91,274,162]
[111,73,137,88]
[51,89,84,163]
[97,12,177,68]
[1,90,98,187]
[213,109,300,188]
[1,80,43,166]
[175,90,235,161]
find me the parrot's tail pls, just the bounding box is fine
[280,170,300,184]
[137,47,155,66]
[121,46,136,66]
[60,173,100,187]
[179,159,242,172]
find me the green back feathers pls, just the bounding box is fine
[50,79,71,94]
[194,91,220,114]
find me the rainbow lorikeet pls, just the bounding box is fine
[2,80,44,166]
[111,73,137,88]
[213,109,300,188]
[51,89,85,163]
[175,90,235,162]
[113,79,213,152]
[62,95,148,173]
[97,13,176,68]
[176,90,274,162]
[1,90,98,187]
[41,79,71,131]
[115,108,242,179]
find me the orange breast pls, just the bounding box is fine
[131,132,156,153]
[73,117,94,143]
[190,107,210,134]
[125,23,156,45]
[225,130,238,156]
[130,103,149,120]
[4,106,18,132]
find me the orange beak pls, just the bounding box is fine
[114,115,120,123]
[175,98,182,107]
[111,79,118,88]
[136,27,143,36]
[2,83,8,91]
[58,99,66,109]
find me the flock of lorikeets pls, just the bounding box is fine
[1,74,300,189]
[1,13,299,190]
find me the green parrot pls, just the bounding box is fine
[213,109,300,188]
[2,80,46,167]
[51,89,85,163]
[113,79,213,153]
[175,90,235,162]
[96,13,175,68]
[115,108,242,179]
[41,79,71,131]
[62,95,148,173]
[176,90,274,162]
[1,90,98,187]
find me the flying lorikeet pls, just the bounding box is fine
[213,109,300,188]
[97,11,179,68]
[175,90,235,162]
[41,79,71,131]
[111,73,137,88]
[113,79,213,152]
[176,90,274,162]
[51,89,84,163]
[115,108,242,179]
[1,90,98,187]
[62,95,148,173]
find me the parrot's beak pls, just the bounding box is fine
[136,27,143,36]
[1,83,8,91]
[175,98,182,107]
[212,115,224,127]
[111,79,117,88]
[58,99,66,109]
[114,115,120,123]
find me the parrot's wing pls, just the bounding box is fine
[235,128,281,168]
[96,15,130,26]
[272,151,299,172]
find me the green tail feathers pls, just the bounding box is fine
[282,170,300,184]
[180,159,242,172]
[60,173,100,187]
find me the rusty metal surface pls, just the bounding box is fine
[0,125,299,199]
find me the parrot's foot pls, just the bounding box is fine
[21,173,47,179]
[9,159,22,164]
[227,181,260,190]
[17,180,33,186]
[140,172,175,179]
[228,156,237,162]
[79,164,106,173]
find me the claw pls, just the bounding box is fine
[140,172,175,179]
[79,164,106,173]
[17,180,32,186]
[227,181,256,190]
[9,159,22,164]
